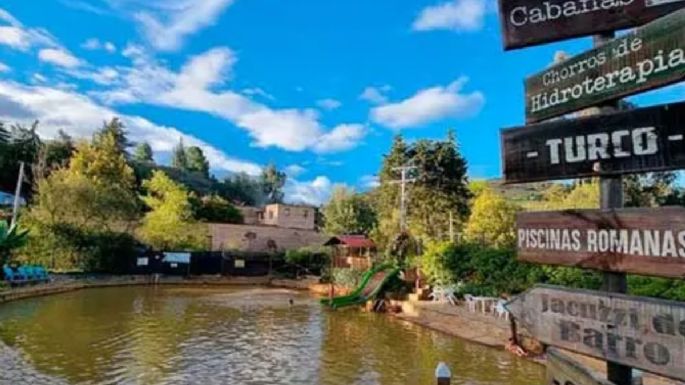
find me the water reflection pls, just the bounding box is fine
[0,286,543,384]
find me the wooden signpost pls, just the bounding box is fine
[546,348,615,385]
[499,0,685,50]
[517,207,685,278]
[506,285,685,381]
[525,8,685,123]
[502,102,685,183]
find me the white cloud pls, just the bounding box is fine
[359,174,380,189]
[313,124,365,153]
[81,38,117,53]
[316,98,341,110]
[285,176,333,206]
[0,26,29,50]
[0,62,9,73]
[413,0,488,32]
[359,86,390,104]
[0,80,261,175]
[132,0,236,51]
[38,48,82,68]
[99,46,366,153]
[371,77,484,129]
[242,87,274,100]
[0,8,56,50]
[285,164,306,178]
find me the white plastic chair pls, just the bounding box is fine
[463,294,477,312]
[429,287,445,302]
[494,299,509,320]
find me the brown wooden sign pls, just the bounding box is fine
[498,0,685,50]
[546,348,615,385]
[506,285,685,381]
[502,102,685,184]
[517,207,685,278]
[525,9,685,123]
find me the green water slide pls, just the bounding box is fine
[320,263,400,309]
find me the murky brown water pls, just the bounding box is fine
[0,286,544,384]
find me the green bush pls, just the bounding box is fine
[332,268,364,288]
[18,222,137,273]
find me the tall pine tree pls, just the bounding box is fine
[171,138,188,170]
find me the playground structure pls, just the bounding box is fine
[320,263,400,309]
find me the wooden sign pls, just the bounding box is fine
[525,9,685,123]
[546,348,615,385]
[517,207,685,278]
[502,102,685,183]
[506,285,685,381]
[499,0,685,50]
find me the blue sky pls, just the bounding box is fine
[0,0,682,204]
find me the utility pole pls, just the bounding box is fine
[10,161,25,228]
[390,165,416,232]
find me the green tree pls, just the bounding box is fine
[0,121,41,196]
[322,186,377,235]
[138,170,207,250]
[464,188,520,247]
[376,131,471,244]
[185,146,210,177]
[133,142,154,163]
[94,118,129,155]
[171,138,188,170]
[624,172,680,207]
[69,132,136,191]
[219,173,264,205]
[195,194,243,223]
[374,135,409,248]
[19,129,141,271]
[261,163,286,203]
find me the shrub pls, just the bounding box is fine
[332,268,364,288]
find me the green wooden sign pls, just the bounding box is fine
[525,8,685,123]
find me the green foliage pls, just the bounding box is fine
[261,163,286,203]
[94,118,130,155]
[522,181,600,211]
[0,220,29,265]
[464,187,520,247]
[418,242,544,296]
[624,172,681,207]
[69,133,136,190]
[332,267,364,288]
[185,146,210,178]
[323,186,377,235]
[132,142,154,163]
[374,132,471,246]
[18,222,138,272]
[219,172,264,206]
[0,121,41,196]
[138,171,207,250]
[171,138,188,170]
[20,126,141,272]
[628,275,685,301]
[285,246,330,271]
[195,194,243,223]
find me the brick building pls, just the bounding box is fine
[210,203,321,252]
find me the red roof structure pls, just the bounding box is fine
[323,235,376,249]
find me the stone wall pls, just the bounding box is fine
[209,223,326,252]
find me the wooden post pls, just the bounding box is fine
[435,362,451,385]
[592,30,632,385]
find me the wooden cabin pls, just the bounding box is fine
[324,235,377,270]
